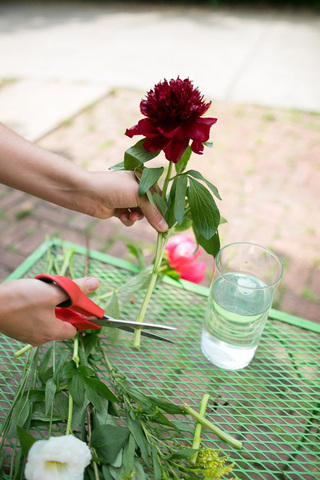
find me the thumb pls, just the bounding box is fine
[73,277,100,294]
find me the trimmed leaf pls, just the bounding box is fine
[17,426,36,456]
[193,227,221,257]
[138,167,164,197]
[124,139,160,170]
[166,447,198,460]
[123,267,152,293]
[8,398,31,437]
[175,145,192,174]
[84,377,119,403]
[133,460,147,480]
[148,396,185,415]
[127,416,151,468]
[78,365,96,378]
[91,424,129,464]
[38,346,53,383]
[152,446,162,480]
[187,178,220,239]
[123,435,136,478]
[53,351,68,382]
[126,244,146,270]
[186,169,222,200]
[69,372,85,407]
[45,378,57,415]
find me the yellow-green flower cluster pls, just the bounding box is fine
[196,448,236,479]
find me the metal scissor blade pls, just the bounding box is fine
[117,325,175,344]
[94,316,177,332]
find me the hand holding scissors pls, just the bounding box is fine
[35,274,176,343]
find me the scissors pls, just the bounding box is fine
[35,274,176,343]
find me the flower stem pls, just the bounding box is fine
[181,403,242,450]
[14,344,32,357]
[190,393,210,465]
[73,333,80,367]
[133,232,168,348]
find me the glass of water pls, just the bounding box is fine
[201,242,283,370]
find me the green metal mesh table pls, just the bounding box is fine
[1,239,319,479]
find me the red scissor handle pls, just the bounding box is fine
[35,274,104,331]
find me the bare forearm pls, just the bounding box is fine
[0,123,90,212]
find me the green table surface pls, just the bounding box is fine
[0,238,319,480]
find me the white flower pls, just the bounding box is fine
[24,435,92,480]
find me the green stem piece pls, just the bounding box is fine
[14,344,33,358]
[190,393,210,465]
[181,403,242,450]
[133,232,169,348]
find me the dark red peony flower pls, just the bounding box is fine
[125,77,217,164]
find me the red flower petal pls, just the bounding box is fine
[138,119,159,138]
[163,137,189,164]
[191,140,204,155]
[125,124,140,138]
[184,117,217,142]
[143,135,171,152]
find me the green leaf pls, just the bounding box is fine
[38,346,53,382]
[133,460,147,480]
[69,372,85,407]
[23,389,45,403]
[193,227,220,257]
[104,291,121,345]
[186,169,222,200]
[8,398,31,437]
[53,351,68,382]
[187,178,220,239]
[138,167,164,197]
[123,435,136,478]
[78,365,96,378]
[148,396,185,415]
[71,395,90,431]
[149,410,179,430]
[124,267,152,294]
[175,145,192,174]
[109,161,125,171]
[91,424,129,464]
[84,377,119,403]
[152,446,162,480]
[152,192,167,218]
[173,175,187,224]
[17,426,36,456]
[82,334,100,357]
[126,244,146,270]
[102,465,114,480]
[54,391,69,419]
[60,360,78,380]
[45,378,57,415]
[124,139,160,170]
[166,447,198,459]
[127,416,151,468]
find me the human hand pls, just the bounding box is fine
[0,277,99,346]
[83,170,168,232]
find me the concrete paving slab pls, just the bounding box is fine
[0,2,319,114]
[0,79,108,141]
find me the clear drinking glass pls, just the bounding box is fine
[201,242,283,370]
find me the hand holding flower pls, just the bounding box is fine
[114,77,222,346]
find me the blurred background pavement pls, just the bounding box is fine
[0,1,319,322]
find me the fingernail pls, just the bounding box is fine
[158,219,168,231]
[86,277,99,292]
